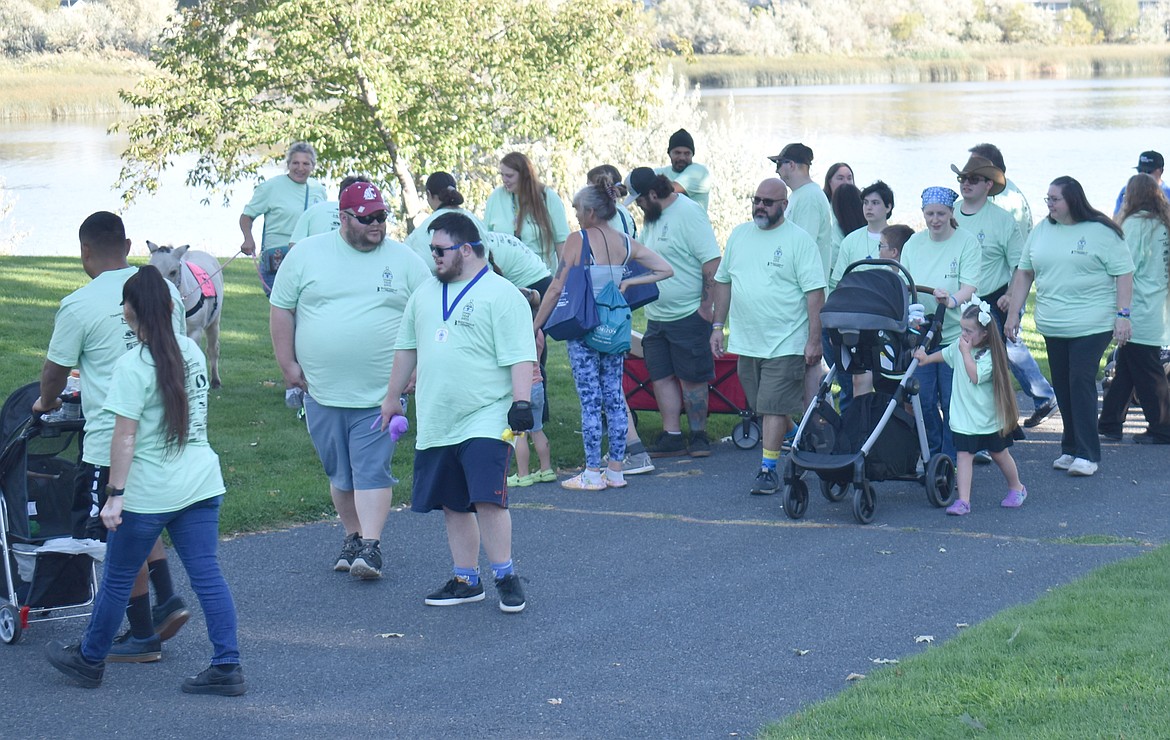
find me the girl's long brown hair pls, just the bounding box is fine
[502,151,556,264]
[963,304,1018,436]
[123,266,188,449]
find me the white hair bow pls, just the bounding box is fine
[961,298,993,327]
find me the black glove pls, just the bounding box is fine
[508,401,534,433]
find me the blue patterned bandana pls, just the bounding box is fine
[920,187,959,209]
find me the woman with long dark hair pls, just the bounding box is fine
[1098,174,1170,444]
[1006,176,1135,476]
[483,152,570,268]
[829,183,867,280]
[46,266,244,695]
[822,162,854,201]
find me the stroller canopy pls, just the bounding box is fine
[821,267,908,333]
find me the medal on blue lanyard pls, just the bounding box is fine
[438,264,489,342]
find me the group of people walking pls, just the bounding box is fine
[34,131,1168,694]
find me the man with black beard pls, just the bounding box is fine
[624,167,721,458]
[709,178,826,495]
[382,212,535,614]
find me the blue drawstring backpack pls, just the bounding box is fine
[586,280,632,355]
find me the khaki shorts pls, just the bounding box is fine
[737,355,805,417]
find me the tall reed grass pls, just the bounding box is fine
[683,45,1170,88]
[0,53,147,120]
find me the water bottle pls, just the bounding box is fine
[61,369,82,420]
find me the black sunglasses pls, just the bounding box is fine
[430,240,481,256]
[344,210,388,225]
[750,196,784,207]
[956,174,988,185]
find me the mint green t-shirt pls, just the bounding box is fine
[655,163,711,212]
[396,269,537,449]
[482,186,571,269]
[715,220,826,358]
[404,207,489,270]
[640,195,721,322]
[829,226,883,290]
[485,232,551,289]
[785,182,833,278]
[990,179,1034,239]
[290,200,340,245]
[1018,220,1134,338]
[942,342,998,435]
[46,267,185,467]
[1120,215,1170,346]
[243,175,328,250]
[901,228,981,346]
[269,232,433,408]
[103,336,224,514]
[955,200,1024,294]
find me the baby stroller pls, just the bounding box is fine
[781,259,957,524]
[0,382,100,644]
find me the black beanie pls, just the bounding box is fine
[668,128,695,154]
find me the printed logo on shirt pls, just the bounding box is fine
[945,258,959,281]
[976,229,986,245]
[454,299,476,328]
[767,245,785,268]
[1070,237,1088,256]
[376,266,397,293]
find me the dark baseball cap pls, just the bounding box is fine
[768,143,813,166]
[623,167,658,205]
[1136,151,1164,173]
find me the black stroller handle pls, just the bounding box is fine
[910,285,950,354]
[840,258,917,294]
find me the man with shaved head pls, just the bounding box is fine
[710,178,826,495]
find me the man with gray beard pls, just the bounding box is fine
[709,178,826,495]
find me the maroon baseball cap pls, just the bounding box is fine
[339,182,388,215]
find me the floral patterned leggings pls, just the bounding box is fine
[567,338,628,469]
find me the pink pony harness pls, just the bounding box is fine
[185,261,219,317]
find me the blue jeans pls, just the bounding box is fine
[916,351,955,460]
[81,496,239,666]
[989,299,1054,407]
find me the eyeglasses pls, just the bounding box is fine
[344,210,388,225]
[878,242,893,250]
[750,196,785,207]
[1043,196,1063,204]
[956,174,988,185]
[430,241,480,256]
[773,158,793,167]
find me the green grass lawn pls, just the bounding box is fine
[763,543,1170,738]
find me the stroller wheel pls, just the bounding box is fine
[820,478,849,503]
[0,602,21,645]
[732,419,761,450]
[782,479,809,520]
[924,454,957,507]
[852,481,876,524]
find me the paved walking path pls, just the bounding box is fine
[6,412,1168,738]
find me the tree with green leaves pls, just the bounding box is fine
[1075,0,1140,41]
[116,0,658,229]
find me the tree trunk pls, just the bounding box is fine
[332,15,422,232]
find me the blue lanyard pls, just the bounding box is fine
[442,265,490,322]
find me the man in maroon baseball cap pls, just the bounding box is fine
[270,179,433,581]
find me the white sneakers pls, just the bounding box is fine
[1068,458,1098,476]
[1053,454,1097,476]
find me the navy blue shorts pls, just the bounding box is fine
[411,438,513,513]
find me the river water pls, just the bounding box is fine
[2,76,1168,257]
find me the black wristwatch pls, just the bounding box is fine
[105,485,125,497]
